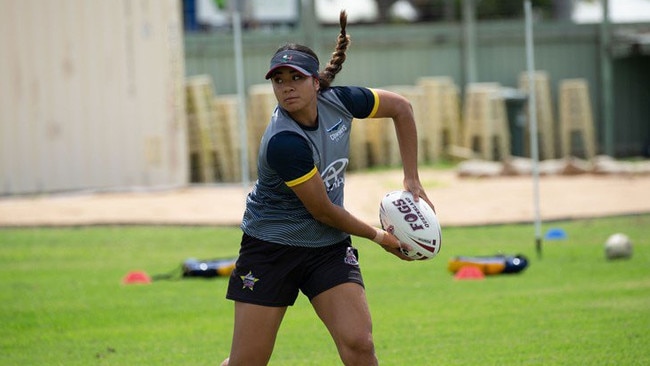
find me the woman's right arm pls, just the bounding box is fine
[290,171,413,261]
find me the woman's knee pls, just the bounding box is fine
[338,331,377,364]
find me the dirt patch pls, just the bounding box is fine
[1,168,649,228]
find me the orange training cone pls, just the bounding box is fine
[454,266,485,280]
[122,270,152,284]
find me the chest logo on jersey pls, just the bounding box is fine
[322,158,348,192]
[327,118,348,142]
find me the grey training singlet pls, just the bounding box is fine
[241,87,379,247]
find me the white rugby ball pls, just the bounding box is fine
[379,190,442,260]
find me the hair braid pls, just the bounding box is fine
[319,10,350,89]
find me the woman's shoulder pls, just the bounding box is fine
[323,86,370,97]
[321,86,376,119]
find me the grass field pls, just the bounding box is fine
[1,215,649,365]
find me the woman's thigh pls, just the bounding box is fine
[228,302,287,366]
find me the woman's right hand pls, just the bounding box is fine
[373,228,414,261]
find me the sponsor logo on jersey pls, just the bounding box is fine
[327,118,348,142]
[321,158,348,192]
[326,118,344,132]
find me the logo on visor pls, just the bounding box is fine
[282,54,293,61]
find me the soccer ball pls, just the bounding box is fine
[604,233,632,260]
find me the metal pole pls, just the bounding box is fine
[300,0,317,48]
[525,0,542,258]
[462,0,478,86]
[600,0,614,156]
[233,11,250,186]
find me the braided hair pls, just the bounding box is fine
[272,10,350,90]
[319,10,350,89]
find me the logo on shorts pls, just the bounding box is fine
[344,247,359,266]
[240,271,259,291]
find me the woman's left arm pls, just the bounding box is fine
[371,89,434,210]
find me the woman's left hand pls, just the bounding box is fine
[403,178,435,213]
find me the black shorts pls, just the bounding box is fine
[226,233,364,307]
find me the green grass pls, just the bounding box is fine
[1,216,649,365]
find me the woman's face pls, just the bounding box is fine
[270,67,319,116]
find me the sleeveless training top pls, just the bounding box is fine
[241,86,379,247]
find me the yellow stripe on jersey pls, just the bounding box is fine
[367,88,380,118]
[286,166,318,187]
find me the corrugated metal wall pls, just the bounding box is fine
[0,0,187,195]
[184,20,650,158]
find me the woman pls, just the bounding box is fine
[222,11,434,366]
